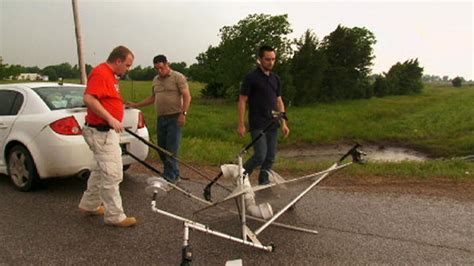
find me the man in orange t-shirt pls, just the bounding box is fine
[78,46,136,228]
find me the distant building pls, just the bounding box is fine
[16,73,48,81]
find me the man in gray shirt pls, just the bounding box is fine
[127,55,191,183]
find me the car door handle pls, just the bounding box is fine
[0,123,8,129]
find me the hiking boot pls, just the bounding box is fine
[79,206,105,216]
[106,217,137,228]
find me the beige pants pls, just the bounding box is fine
[79,127,127,224]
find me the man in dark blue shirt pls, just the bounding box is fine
[238,45,290,185]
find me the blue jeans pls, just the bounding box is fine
[157,115,182,183]
[243,128,278,185]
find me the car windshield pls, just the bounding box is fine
[32,86,86,110]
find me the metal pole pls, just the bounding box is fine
[125,128,232,192]
[255,163,339,235]
[238,155,247,240]
[269,162,352,186]
[183,224,189,247]
[181,224,192,266]
[151,199,272,252]
[135,150,317,234]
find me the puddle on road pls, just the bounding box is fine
[280,144,428,162]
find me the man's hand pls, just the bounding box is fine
[281,124,290,138]
[107,117,124,133]
[237,124,246,137]
[178,114,186,127]
[125,101,138,108]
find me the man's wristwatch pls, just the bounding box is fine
[182,111,187,116]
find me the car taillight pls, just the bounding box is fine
[137,112,146,129]
[50,116,82,135]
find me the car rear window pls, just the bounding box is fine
[33,86,86,110]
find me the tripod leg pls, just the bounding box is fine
[181,224,193,266]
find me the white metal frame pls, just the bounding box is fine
[145,153,356,264]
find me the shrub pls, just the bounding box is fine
[452,77,462,87]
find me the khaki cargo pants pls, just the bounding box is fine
[79,127,127,224]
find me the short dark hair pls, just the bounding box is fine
[153,55,168,64]
[258,45,275,58]
[107,45,134,63]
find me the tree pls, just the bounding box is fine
[189,14,293,99]
[320,25,376,100]
[374,59,424,96]
[42,67,58,81]
[86,64,93,75]
[452,76,463,87]
[274,59,295,106]
[290,29,327,105]
[422,74,442,83]
[128,65,156,81]
[170,62,188,77]
[44,63,76,79]
[189,46,223,83]
[3,64,25,80]
[0,56,7,79]
[373,74,388,97]
[397,59,423,94]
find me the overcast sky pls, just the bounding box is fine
[1,0,472,79]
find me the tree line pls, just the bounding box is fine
[188,14,426,105]
[0,59,93,81]
[0,56,187,83]
[1,13,468,102]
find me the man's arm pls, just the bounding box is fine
[84,94,123,133]
[126,95,154,108]
[237,95,248,137]
[181,86,192,114]
[277,96,290,137]
[177,86,192,127]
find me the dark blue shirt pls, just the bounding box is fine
[241,67,281,130]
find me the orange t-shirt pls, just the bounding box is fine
[84,63,124,125]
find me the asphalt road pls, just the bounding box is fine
[0,171,473,265]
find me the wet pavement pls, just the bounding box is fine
[0,171,473,265]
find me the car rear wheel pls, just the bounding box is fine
[7,145,39,191]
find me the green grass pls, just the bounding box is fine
[283,86,474,157]
[4,79,473,180]
[116,80,474,180]
[119,81,474,157]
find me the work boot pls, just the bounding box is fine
[106,217,137,228]
[79,206,105,216]
[258,171,270,185]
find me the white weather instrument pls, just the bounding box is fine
[125,112,365,265]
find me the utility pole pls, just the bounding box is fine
[72,0,87,84]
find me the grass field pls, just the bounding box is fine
[4,79,474,180]
[120,81,474,157]
[116,80,474,181]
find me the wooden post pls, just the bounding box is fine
[72,0,87,84]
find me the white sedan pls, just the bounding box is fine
[0,82,149,191]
